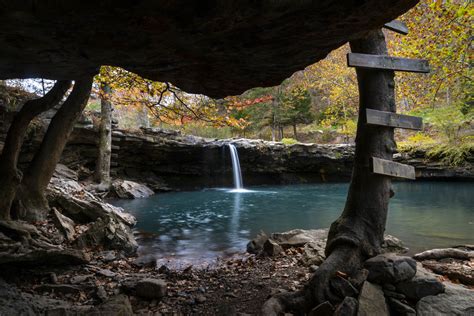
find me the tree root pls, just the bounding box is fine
[262,245,363,315]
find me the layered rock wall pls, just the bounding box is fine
[1,122,472,191]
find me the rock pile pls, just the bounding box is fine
[248,229,474,315]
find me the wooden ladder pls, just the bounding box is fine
[347,21,430,180]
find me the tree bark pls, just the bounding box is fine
[0,81,71,220]
[94,82,112,186]
[293,123,297,140]
[15,77,93,221]
[263,29,397,314]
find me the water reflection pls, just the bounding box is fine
[228,192,242,252]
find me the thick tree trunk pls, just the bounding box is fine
[0,81,71,220]
[263,29,396,314]
[15,77,93,222]
[94,82,112,186]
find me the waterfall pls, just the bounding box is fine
[228,144,243,189]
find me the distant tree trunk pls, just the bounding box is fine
[15,77,93,222]
[94,82,112,186]
[293,123,297,140]
[0,81,71,220]
[263,29,396,314]
[271,126,276,141]
[279,126,284,140]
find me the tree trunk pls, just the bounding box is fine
[293,123,297,140]
[15,77,93,222]
[94,82,112,186]
[279,126,284,140]
[0,81,71,220]
[263,29,396,314]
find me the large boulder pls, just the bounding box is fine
[121,277,167,302]
[271,229,328,248]
[112,180,154,199]
[246,231,268,254]
[73,216,138,256]
[134,279,167,301]
[396,277,445,301]
[416,283,474,315]
[53,194,136,226]
[364,254,417,284]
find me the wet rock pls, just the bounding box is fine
[271,229,328,248]
[414,248,473,261]
[73,216,138,256]
[387,298,416,315]
[249,229,407,260]
[309,301,335,316]
[263,239,282,257]
[381,235,408,254]
[52,209,76,241]
[330,275,358,298]
[364,254,416,284]
[334,297,357,316]
[357,282,389,316]
[309,265,319,273]
[396,276,445,301]
[416,283,474,315]
[246,231,268,254]
[112,180,154,199]
[134,278,167,301]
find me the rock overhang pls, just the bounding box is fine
[0,0,418,98]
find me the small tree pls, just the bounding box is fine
[281,87,314,140]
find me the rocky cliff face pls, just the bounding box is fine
[64,127,474,190]
[63,127,355,190]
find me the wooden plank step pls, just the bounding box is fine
[347,53,430,73]
[111,153,119,158]
[366,109,422,130]
[111,145,120,151]
[384,20,409,35]
[372,157,415,180]
[112,136,122,142]
[110,161,119,167]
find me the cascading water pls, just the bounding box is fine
[228,144,243,190]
